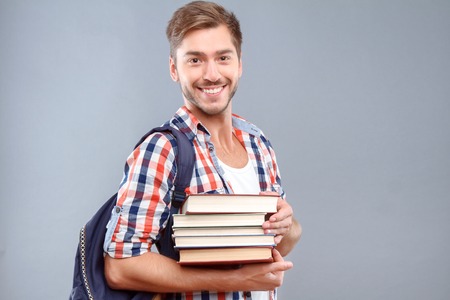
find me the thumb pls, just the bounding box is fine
[272,248,293,271]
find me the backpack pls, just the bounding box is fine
[70,125,195,300]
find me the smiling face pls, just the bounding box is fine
[170,25,242,117]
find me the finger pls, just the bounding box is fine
[269,201,293,222]
[274,234,284,244]
[272,249,293,271]
[268,217,291,229]
[272,248,283,262]
[264,209,292,227]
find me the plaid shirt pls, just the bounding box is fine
[105,106,285,300]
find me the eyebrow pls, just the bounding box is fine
[183,49,235,57]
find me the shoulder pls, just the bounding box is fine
[232,114,265,137]
[136,130,178,155]
[232,114,273,147]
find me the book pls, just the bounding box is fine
[173,194,278,266]
[178,247,274,265]
[172,213,267,228]
[174,233,275,248]
[180,194,278,214]
[173,226,265,237]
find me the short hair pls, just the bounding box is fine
[166,1,243,61]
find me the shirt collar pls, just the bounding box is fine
[170,106,262,140]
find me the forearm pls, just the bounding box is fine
[276,218,302,256]
[105,252,239,293]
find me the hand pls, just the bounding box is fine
[261,191,294,245]
[237,249,293,291]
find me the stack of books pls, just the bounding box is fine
[172,194,278,265]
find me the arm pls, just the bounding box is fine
[104,249,293,293]
[261,192,302,256]
[257,135,301,255]
[273,217,302,256]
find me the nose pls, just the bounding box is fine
[203,61,221,83]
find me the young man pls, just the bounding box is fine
[104,1,301,299]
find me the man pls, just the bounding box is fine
[104,1,301,299]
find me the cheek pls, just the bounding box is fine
[224,66,241,80]
[181,72,202,87]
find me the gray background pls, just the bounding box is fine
[1,0,449,299]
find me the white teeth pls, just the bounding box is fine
[203,87,223,94]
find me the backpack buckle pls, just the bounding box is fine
[171,189,186,209]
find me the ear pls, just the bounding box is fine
[169,56,179,82]
[238,52,243,78]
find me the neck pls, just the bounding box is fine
[205,116,234,152]
[185,103,234,143]
[185,104,248,168]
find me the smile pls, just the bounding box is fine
[202,87,224,94]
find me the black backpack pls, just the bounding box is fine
[70,125,195,300]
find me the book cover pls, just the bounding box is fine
[180,194,278,214]
[178,247,274,265]
[173,226,265,237]
[174,233,276,248]
[172,213,267,228]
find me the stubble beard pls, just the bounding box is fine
[181,80,238,116]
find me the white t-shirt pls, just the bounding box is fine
[219,158,260,194]
[218,158,272,300]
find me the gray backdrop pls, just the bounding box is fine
[1,0,449,299]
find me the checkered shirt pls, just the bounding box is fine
[105,106,285,300]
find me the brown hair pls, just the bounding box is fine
[166,1,242,61]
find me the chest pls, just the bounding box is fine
[187,134,275,194]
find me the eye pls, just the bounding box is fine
[219,56,230,61]
[188,58,201,64]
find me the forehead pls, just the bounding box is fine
[176,25,238,57]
